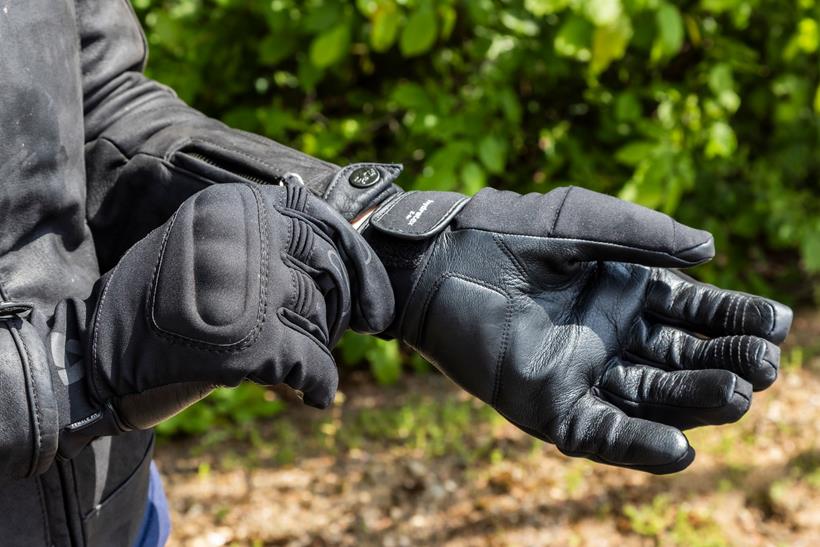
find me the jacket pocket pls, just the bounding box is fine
[76,431,154,547]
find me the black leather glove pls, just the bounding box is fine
[2,181,393,466]
[363,186,792,474]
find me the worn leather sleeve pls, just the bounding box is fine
[0,308,59,478]
[77,0,401,271]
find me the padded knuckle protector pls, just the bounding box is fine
[151,184,266,346]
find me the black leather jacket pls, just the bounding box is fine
[0,1,396,544]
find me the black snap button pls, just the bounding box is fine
[348,166,381,188]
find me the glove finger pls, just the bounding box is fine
[287,184,395,333]
[628,319,780,390]
[280,262,332,347]
[555,392,694,474]
[549,187,714,267]
[271,309,340,409]
[283,216,351,346]
[645,269,793,344]
[116,382,216,430]
[593,360,752,430]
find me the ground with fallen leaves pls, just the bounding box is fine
[157,310,820,546]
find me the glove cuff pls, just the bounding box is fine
[360,191,471,339]
[0,303,59,477]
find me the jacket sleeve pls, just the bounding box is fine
[79,0,402,270]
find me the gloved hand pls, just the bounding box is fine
[362,186,792,474]
[1,181,393,469]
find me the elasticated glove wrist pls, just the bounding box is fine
[362,186,792,474]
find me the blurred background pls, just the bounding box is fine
[132,0,819,545]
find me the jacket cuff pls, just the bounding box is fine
[0,305,59,477]
[315,163,404,221]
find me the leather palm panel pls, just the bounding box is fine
[415,275,509,404]
[151,184,264,345]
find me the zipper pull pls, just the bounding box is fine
[279,172,304,186]
[0,301,34,320]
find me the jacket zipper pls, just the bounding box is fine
[186,152,282,186]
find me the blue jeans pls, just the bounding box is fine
[133,462,172,547]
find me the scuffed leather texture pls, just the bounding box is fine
[0,0,399,542]
[0,315,59,478]
[82,182,393,435]
[367,187,793,474]
[320,163,404,221]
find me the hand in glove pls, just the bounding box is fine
[0,181,393,474]
[363,187,792,474]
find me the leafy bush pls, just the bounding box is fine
[132,0,818,410]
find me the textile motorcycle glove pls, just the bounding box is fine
[362,186,792,474]
[0,181,393,475]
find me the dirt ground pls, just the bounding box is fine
[157,310,820,547]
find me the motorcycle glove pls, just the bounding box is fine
[361,186,792,474]
[0,181,394,475]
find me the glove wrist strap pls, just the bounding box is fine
[368,191,470,240]
[360,191,470,340]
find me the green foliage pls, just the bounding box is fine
[340,396,501,458]
[155,384,284,436]
[133,0,819,425]
[623,495,730,546]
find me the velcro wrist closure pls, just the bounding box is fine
[369,191,469,240]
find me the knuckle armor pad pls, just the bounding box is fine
[150,184,266,347]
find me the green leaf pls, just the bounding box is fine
[461,161,487,195]
[366,340,402,385]
[708,63,740,112]
[614,92,642,122]
[499,87,523,124]
[615,141,656,166]
[400,7,437,57]
[500,12,539,36]
[705,121,737,158]
[583,0,623,27]
[591,17,632,75]
[524,0,570,17]
[371,2,401,52]
[653,3,684,60]
[814,84,820,113]
[554,15,594,61]
[339,331,374,365]
[478,135,508,174]
[309,23,351,68]
[801,227,820,272]
[390,82,434,112]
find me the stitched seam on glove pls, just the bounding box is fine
[451,229,706,265]
[549,186,573,235]
[91,227,157,403]
[276,309,335,359]
[411,271,512,407]
[413,271,510,345]
[393,232,440,344]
